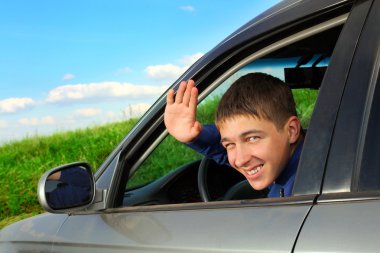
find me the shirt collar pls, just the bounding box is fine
[275,140,304,186]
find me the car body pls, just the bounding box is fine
[2,0,380,252]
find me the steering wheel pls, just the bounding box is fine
[197,157,212,202]
[197,156,269,202]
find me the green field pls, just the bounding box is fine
[0,89,317,229]
[0,119,139,228]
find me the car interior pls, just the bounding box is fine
[122,24,344,207]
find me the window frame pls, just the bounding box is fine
[320,0,380,195]
[294,0,373,196]
[96,1,358,210]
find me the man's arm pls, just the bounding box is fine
[187,124,228,165]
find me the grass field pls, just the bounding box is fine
[0,89,317,229]
[0,119,139,228]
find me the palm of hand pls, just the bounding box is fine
[164,80,202,143]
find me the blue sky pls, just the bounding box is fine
[0,1,280,144]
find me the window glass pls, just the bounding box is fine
[127,60,322,190]
[126,24,343,202]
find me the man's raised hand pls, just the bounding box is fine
[164,80,203,143]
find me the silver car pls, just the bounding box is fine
[2,0,380,252]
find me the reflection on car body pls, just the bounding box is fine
[1,0,380,252]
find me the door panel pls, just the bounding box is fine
[295,198,380,253]
[54,202,311,253]
[0,213,67,253]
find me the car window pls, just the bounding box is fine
[125,22,344,202]
[127,62,319,190]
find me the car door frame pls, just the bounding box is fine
[294,1,380,251]
[320,0,380,195]
[293,0,375,196]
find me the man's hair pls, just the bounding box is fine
[215,72,297,130]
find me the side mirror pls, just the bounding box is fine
[38,162,95,213]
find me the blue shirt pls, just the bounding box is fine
[187,124,303,197]
[187,125,227,164]
[267,140,303,197]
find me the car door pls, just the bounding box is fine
[50,1,367,253]
[294,0,380,252]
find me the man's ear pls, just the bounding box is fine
[286,116,302,144]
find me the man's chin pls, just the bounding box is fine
[247,179,270,191]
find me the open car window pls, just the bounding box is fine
[123,21,344,206]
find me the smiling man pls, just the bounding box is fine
[164,73,304,197]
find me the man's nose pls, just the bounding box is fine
[234,145,251,168]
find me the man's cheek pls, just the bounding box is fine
[227,153,236,169]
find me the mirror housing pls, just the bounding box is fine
[284,66,327,89]
[38,162,95,213]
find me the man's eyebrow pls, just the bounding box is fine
[220,137,230,143]
[240,130,265,138]
[221,130,264,143]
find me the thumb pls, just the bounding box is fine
[187,121,203,142]
[193,121,203,133]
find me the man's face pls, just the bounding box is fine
[219,115,292,190]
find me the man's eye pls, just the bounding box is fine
[224,143,234,149]
[248,136,259,142]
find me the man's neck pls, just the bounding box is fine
[290,133,304,157]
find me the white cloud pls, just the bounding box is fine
[46,82,168,103]
[63,73,75,81]
[122,103,151,118]
[105,111,118,120]
[73,108,101,118]
[0,120,7,128]
[18,116,56,126]
[145,64,188,81]
[180,5,195,12]
[41,116,56,125]
[145,53,204,81]
[0,97,35,113]
[179,53,204,66]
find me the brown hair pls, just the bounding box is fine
[215,72,297,130]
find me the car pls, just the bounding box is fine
[2,0,380,252]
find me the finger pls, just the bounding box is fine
[182,80,195,105]
[175,81,187,103]
[189,86,198,110]
[167,89,175,105]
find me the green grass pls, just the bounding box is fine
[127,95,220,188]
[0,119,138,227]
[0,88,318,229]
[293,89,319,128]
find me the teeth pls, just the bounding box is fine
[247,166,262,175]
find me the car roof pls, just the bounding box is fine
[221,0,349,46]
[182,0,351,83]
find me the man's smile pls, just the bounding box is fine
[245,164,264,176]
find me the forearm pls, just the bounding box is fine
[186,124,228,165]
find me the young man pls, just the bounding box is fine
[164,73,304,198]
